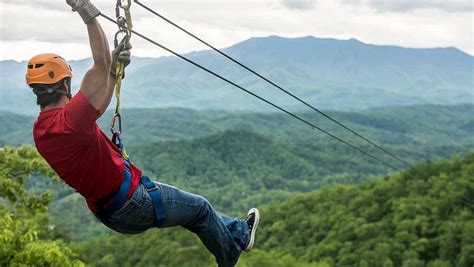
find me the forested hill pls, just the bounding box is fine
[6,104,473,243]
[73,152,474,266]
[256,154,474,266]
[1,103,473,148]
[1,144,473,266]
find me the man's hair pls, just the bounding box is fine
[31,77,72,109]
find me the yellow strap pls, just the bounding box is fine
[123,150,130,160]
[112,4,132,160]
[114,62,125,115]
[114,4,133,118]
[124,5,133,34]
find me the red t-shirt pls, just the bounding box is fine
[33,91,141,212]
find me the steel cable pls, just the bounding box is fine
[100,13,404,171]
[132,0,412,168]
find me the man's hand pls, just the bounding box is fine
[66,0,100,24]
[111,38,132,78]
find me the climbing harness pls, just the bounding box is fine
[97,0,166,223]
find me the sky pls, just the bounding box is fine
[0,0,473,62]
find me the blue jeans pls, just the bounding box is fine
[95,181,249,267]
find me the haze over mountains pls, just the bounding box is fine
[1,36,473,115]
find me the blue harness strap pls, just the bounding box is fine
[100,127,166,222]
[96,160,166,223]
[96,160,132,218]
[140,176,166,221]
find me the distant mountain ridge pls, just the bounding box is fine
[1,36,473,115]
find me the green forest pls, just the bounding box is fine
[1,105,473,266]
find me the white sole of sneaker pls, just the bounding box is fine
[244,208,260,252]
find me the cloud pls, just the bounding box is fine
[0,3,97,43]
[344,0,473,13]
[0,1,157,43]
[279,0,316,10]
[1,0,63,8]
[0,0,116,11]
[0,0,472,61]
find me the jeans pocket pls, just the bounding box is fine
[104,187,156,234]
[112,198,141,219]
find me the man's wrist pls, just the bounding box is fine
[78,3,100,24]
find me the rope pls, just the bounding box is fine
[113,3,133,119]
[100,13,401,172]
[110,1,133,160]
[132,0,412,169]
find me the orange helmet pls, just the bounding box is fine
[26,53,73,86]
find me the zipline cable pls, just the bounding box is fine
[100,13,401,172]
[132,0,412,168]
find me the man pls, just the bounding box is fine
[27,1,260,266]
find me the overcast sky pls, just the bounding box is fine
[0,0,472,61]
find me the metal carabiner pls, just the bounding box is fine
[117,0,132,9]
[115,0,130,21]
[110,113,122,134]
[114,29,129,48]
[115,0,132,31]
[117,16,127,30]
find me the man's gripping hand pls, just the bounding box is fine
[111,38,132,78]
[66,0,100,24]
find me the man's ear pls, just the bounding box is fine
[64,79,72,100]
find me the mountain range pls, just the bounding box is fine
[1,36,473,115]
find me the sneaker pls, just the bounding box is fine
[244,208,260,252]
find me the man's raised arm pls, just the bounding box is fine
[65,0,111,114]
[66,0,130,115]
